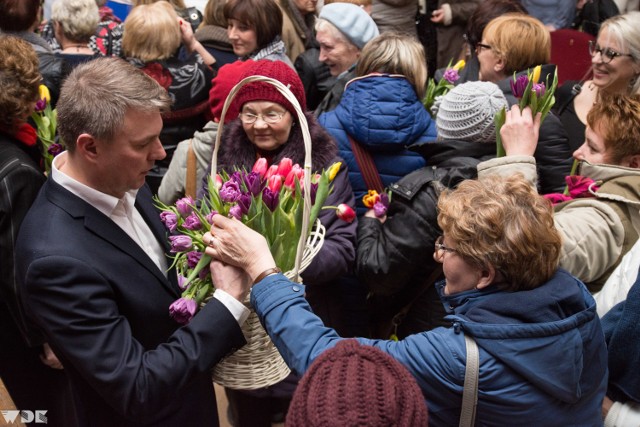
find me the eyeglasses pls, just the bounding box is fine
[434,236,457,261]
[475,42,492,53]
[239,111,286,125]
[588,40,633,64]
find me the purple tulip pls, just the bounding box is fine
[510,75,529,99]
[186,251,202,269]
[177,275,188,290]
[219,180,241,203]
[229,204,243,220]
[205,211,218,224]
[169,297,197,324]
[262,187,280,212]
[443,68,460,84]
[243,171,263,196]
[183,213,202,230]
[532,82,546,98]
[175,197,194,218]
[237,193,251,214]
[169,235,193,253]
[35,98,47,112]
[160,211,178,232]
[198,267,210,280]
[47,143,63,157]
[379,192,389,206]
[229,171,244,185]
[373,201,388,217]
[310,182,318,205]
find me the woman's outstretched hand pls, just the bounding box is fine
[500,105,541,157]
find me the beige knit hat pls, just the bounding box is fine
[436,81,508,143]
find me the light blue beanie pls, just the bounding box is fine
[318,3,379,50]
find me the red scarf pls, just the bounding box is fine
[544,176,600,205]
[12,123,38,147]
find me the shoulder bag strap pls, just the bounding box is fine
[185,139,197,199]
[347,134,385,193]
[459,334,479,427]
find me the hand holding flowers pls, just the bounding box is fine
[362,189,391,220]
[422,60,465,117]
[495,65,558,157]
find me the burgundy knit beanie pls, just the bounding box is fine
[286,340,428,426]
[208,59,255,122]
[234,59,306,117]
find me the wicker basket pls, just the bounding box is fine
[210,75,324,390]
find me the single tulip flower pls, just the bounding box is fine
[268,174,283,193]
[443,68,460,84]
[215,174,223,190]
[284,164,304,189]
[169,235,193,253]
[186,251,202,269]
[336,204,356,223]
[362,190,380,208]
[252,157,268,178]
[531,65,541,84]
[35,98,47,113]
[160,211,178,232]
[510,75,529,99]
[452,59,465,71]
[327,162,341,181]
[229,204,243,220]
[219,180,241,203]
[532,83,546,98]
[175,196,194,218]
[276,157,293,178]
[38,84,51,103]
[169,297,197,324]
[183,213,202,230]
[262,187,279,211]
[205,211,218,224]
[243,171,263,196]
[265,164,279,180]
[47,143,63,157]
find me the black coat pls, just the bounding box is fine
[357,140,495,338]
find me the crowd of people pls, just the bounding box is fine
[1,0,640,426]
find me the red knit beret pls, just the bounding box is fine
[233,59,306,117]
[286,340,429,426]
[208,59,255,122]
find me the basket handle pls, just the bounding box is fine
[211,75,312,283]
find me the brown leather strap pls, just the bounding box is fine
[348,134,385,193]
[185,139,197,199]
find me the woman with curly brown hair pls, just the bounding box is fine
[0,35,73,426]
[201,173,607,425]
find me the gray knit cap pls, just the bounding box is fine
[436,81,508,144]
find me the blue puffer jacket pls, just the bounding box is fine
[318,74,437,215]
[252,269,608,426]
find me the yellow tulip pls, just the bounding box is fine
[327,162,341,181]
[453,60,466,71]
[531,65,541,84]
[38,85,51,103]
[362,190,380,208]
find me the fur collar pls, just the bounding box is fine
[217,111,338,172]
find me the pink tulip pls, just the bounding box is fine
[215,174,223,190]
[276,157,293,178]
[268,174,283,193]
[252,158,268,178]
[265,164,279,180]
[284,164,304,189]
[336,204,356,223]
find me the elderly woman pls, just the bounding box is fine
[313,2,379,115]
[204,58,356,426]
[224,0,293,67]
[473,13,573,194]
[123,0,216,193]
[0,35,72,426]
[203,173,607,425]
[555,12,640,151]
[51,0,101,68]
[481,93,640,293]
[319,32,436,215]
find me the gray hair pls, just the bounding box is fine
[601,11,640,94]
[314,18,358,51]
[57,57,172,151]
[51,0,100,42]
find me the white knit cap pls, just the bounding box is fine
[436,81,508,144]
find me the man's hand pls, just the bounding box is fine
[500,105,541,157]
[40,343,63,370]
[210,260,252,302]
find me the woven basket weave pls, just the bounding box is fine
[209,75,324,389]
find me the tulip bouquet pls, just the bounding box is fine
[422,59,465,117]
[156,157,344,324]
[495,65,558,157]
[362,189,391,218]
[30,85,62,173]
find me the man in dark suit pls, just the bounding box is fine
[15,57,249,427]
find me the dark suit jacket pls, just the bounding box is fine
[16,178,246,426]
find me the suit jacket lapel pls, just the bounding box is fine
[46,180,181,297]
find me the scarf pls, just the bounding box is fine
[250,37,287,61]
[544,175,600,205]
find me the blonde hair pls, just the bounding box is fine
[51,0,100,42]
[356,32,427,99]
[599,11,640,94]
[133,0,186,7]
[437,174,561,291]
[482,13,550,75]
[123,1,181,61]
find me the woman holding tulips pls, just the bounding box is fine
[474,13,574,194]
[204,58,357,427]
